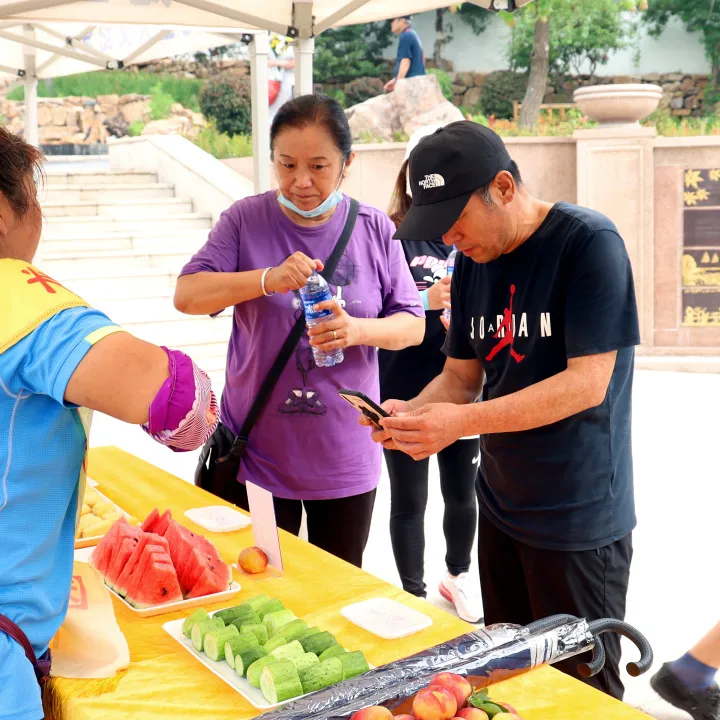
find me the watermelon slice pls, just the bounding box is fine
[154,510,173,536]
[187,565,228,599]
[89,517,128,574]
[140,508,159,533]
[104,536,141,592]
[178,547,207,595]
[127,560,183,608]
[113,532,169,597]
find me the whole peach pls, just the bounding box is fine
[429,673,473,709]
[350,707,393,720]
[413,686,458,720]
[394,716,415,719]
[238,546,268,574]
[455,709,489,720]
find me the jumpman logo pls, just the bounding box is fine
[21,267,64,294]
[485,284,525,364]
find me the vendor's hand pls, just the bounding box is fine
[440,314,450,332]
[381,403,467,460]
[427,275,451,311]
[307,299,362,351]
[265,252,324,294]
[361,399,413,451]
[384,78,396,93]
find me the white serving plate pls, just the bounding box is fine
[184,506,252,533]
[341,597,432,640]
[75,488,132,549]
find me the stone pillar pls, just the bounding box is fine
[574,125,656,347]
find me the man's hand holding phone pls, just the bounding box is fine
[359,398,413,451]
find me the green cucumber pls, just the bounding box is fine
[264,635,288,653]
[257,598,285,619]
[242,593,271,612]
[270,640,305,662]
[318,644,346,662]
[204,625,239,662]
[299,657,343,694]
[247,655,277,688]
[236,646,267,677]
[296,626,323,641]
[230,611,261,630]
[336,650,368,680]
[192,617,224,652]
[239,622,269,645]
[214,604,257,626]
[260,660,304,704]
[291,652,320,673]
[225,633,260,669]
[182,609,209,638]
[264,609,297,638]
[299,631,336,656]
[277,619,308,642]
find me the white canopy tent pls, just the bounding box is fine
[1,0,529,191]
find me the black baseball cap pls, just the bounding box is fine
[394,121,513,242]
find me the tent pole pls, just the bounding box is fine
[293,1,314,96]
[0,28,111,68]
[313,0,372,35]
[23,24,39,148]
[250,31,271,193]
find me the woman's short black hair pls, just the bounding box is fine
[270,94,352,161]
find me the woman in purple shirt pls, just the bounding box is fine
[175,95,425,567]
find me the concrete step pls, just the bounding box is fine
[41,229,208,255]
[97,294,232,325]
[43,198,193,219]
[43,183,176,203]
[45,170,158,187]
[55,267,179,300]
[43,248,191,275]
[636,356,720,373]
[43,214,212,238]
[124,314,233,347]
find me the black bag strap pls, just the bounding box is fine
[222,198,360,461]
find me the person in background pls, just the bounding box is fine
[0,126,219,720]
[367,121,639,700]
[380,125,482,623]
[174,94,425,569]
[269,36,295,125]
[651,621,720,720]
[384,16,426,93]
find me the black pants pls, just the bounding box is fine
[234,482,376,569]
[477,511,633,700]
[385,438,479,597]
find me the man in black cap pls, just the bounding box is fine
[367,121,640,700]
[384,16,426,93]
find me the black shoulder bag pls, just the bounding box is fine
[194,199,360,503]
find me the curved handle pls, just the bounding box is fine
[578,635,607,678]
[585,618,654,677]
[524,614,580,635]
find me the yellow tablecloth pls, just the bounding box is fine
[47,447,650,720]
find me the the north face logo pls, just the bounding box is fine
[418,173,445,190]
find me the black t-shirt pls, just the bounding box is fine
[380,239,451,401]
[443,202,640,551]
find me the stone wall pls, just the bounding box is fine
[450,71,713,117]
[0,93,205,144]
[130,58,249,79]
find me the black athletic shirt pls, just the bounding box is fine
[443,202,640,551]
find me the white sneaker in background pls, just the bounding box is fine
[439,572,484,624]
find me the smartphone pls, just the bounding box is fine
[338,389,390,429]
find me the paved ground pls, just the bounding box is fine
[90,368,720,719]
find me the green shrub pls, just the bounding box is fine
[343,77,385,106]
[428,68,454,102]
[150,83,174,121]
[127,121,145,137]
[324,87,348,109]
[479,70,528,120]
[199,74,252,137]
[192,123,253,159]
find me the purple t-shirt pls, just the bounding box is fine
[180,192,424,500]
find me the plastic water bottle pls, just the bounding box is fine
[443,247,457,323]
[299,271,344,367]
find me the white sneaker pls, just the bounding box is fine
[439,572,483,624]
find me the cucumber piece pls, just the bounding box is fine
[318,644,347,662]
[278,619,309,642]
[260,660,304,704]
[242,594,271,613]
[299,657,343,694]
[299,631,336,656]
[264,635,288,653]
[264,609,297,638]
[236,646,267,677]
[257,598,285,619]
[214,604,257,626]
[239,622,269,645]
[337,650,369,680]
[291,652,320,674]
[247,655,277,688]
[204,625,240,662]
[270,640,304,662]
[296,626,323,642]
[230,611,261,630]
[225,633,260,670]
[182,609,210,638]
[192,617,224,652]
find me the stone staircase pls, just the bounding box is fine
[40,163,230,391]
